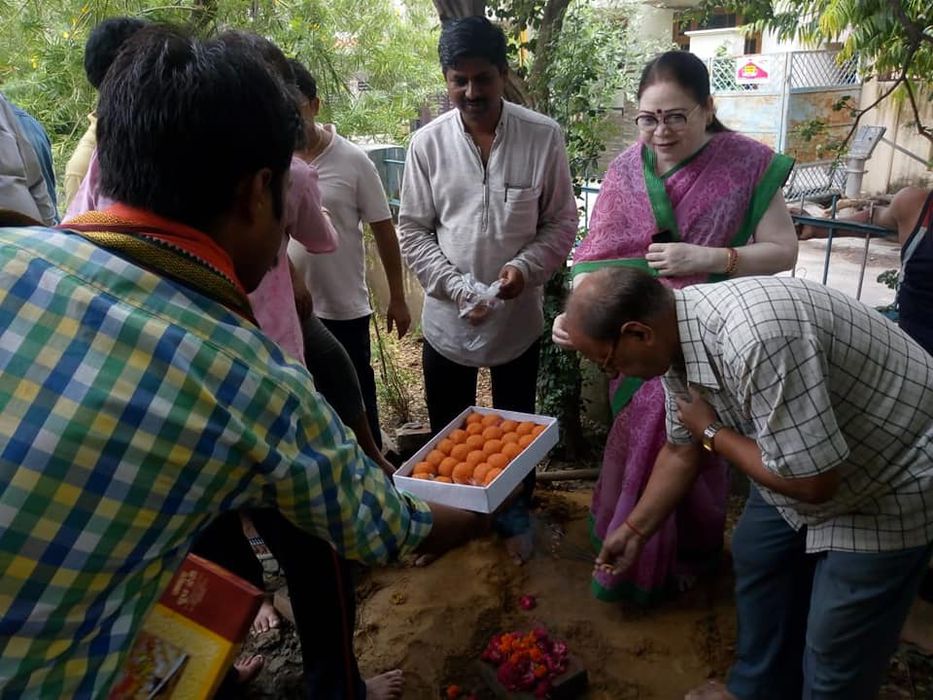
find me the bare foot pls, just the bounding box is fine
[684,680,737,700]
[901,598,933,654]
[251,599,280,635]
[504,530,534,566]
[365,669,404,700]
[234,654,264,684]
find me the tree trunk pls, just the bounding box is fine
[526,0,573,108]
[432,0,486,21]
[431,0,536,108]
[504,73,533,108]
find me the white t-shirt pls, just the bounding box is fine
[288,126,392,321]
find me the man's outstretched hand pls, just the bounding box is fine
[594,521,645,576]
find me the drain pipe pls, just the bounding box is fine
[844,155,867,198]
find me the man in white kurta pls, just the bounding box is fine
[399,17,577,434]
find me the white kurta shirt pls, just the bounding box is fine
[399,100,578,367]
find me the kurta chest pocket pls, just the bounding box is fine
[493,184,540,239]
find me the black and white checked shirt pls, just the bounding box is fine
[664,277,933,553]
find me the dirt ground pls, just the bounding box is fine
[242,485,933,699]
[349,488,737,700]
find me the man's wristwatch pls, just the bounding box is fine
[701,421,724,453]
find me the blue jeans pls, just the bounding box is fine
[727,487,933,700]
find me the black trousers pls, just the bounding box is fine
[422,339,540,528]
[301,313,365,425]
[190,510,366,700]
[422,338,540,433]
[320,315,382,450]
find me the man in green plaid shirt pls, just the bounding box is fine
[0,26,481,698]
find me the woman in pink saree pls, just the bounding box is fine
[553,51,798,603]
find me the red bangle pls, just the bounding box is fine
[624,519,646,539]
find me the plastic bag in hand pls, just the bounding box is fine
[458,273,503,319]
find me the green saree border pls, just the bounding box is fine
[708,152,795,282]
[588,514,672,606]
[571,257,656,278]
[570,151,794,413]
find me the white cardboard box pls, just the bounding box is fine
[393,406,559,513]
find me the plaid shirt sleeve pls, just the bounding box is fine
[730,335,850,479]
[662,374,694,445]
[267,382,432,564]
[221,356,433,565]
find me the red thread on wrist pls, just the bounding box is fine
[624,519,646,539]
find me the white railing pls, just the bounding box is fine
[709,50,857,95]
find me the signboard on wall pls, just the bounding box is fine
[736,57,771,84]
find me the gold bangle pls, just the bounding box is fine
[724,247,739,276]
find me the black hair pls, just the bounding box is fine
[215,32,305,150]
[215,31,295,85]
[84,16,149,89]
[288,59,317,102]
[438,16,508,73]
[97,25,299,231]
[567,268,672,342]
[637,50,729,133]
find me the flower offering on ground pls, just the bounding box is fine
[481,627,570,698]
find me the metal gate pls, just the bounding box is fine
[709,50,859,199]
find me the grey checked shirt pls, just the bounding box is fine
[664,277,933,553]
